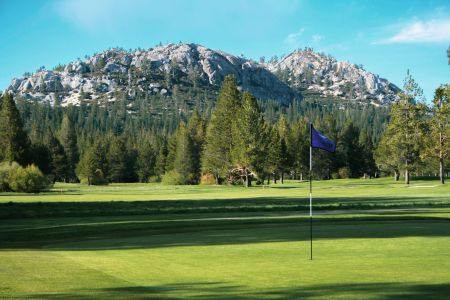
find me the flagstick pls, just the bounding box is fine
[309,123,313,261]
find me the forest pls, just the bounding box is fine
[0,73,448,192]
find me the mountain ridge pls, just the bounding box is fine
[5,43,400,107]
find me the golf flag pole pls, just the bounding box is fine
[309,123,336,261]
[309,123,313,260]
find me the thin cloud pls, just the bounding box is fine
[379,19,450,44]
[284,28,305,46]
[312,34,322,43]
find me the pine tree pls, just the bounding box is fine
[286,118,309,180]
[423,85,450,184]
[46,128,69,182]
[202,75,241,184]
[59,114,79,182]
[107,135,128,183]
[339,121,364,178]
[187,111,206,183]
[276,115,290,183]
[377,71,427,184]
[0,93,30,165]
[375,130,402,181]
[172,124,196,184]
[359,132,377,178]
[155,141,168,179]
[266,127,282,184]
[231,92,267,187]
[136,142,156,183]
[76,139,107,185]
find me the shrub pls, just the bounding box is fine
[200,173,216,185]
[0,162,21,191]
[91,169,108,185]
[8,164,52,193]
[338,167,350,179]
[161,170,184,185]
[148,175,160,183]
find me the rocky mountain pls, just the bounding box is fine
[266,48,400,105]
[5,43,399,107]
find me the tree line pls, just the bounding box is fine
[0,73,448,191]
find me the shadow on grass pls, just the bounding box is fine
[1,214,449,250]
[1,195,449,220]
[21,282,450,299]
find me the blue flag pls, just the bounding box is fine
[311,124,336,153]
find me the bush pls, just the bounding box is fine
[0,162,21,191]
[200,173,216,185]
[91,169,108,185]
[148,175,160,183]
[8,164,52,193]
[338,167,350,179]
[161,170,184,185]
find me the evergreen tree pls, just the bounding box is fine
[202,75,241,184]
[286,118,309,180]
[59,114,79,182]
[422,85,450,184]
[379,71,427,184]
[276,115,290,183]
[46,128,69,182]
[231,92,266,187]
[136,142,156,182]
[266,127,282,184]
[172,124,196,184]
[339,121,364,178]
[187,111,206,183]
[375,129,402,181]
[0,93,30,165]
[76,139,107,185]
[155,141,168,179]
[107,135,128,183]
[359,132,377,178]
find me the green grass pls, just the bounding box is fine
[1,178,450,299]
[1,177,449,219]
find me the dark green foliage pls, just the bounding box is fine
[164,124,197,185]
[286,118,309,180]
[422,85,450,184]
[59,114,79,182]
[187,111,206,182]
[107,135,129,183]
[231,92,267,187]
[29,142,52,175]
[376,71,427,184]
[76,139,108,185]
[136,142,156,183]
[155,141,168,179]
[46,129,69,182]
[202,75,241,184]
[338,121,364,178]
[0,93,30,165]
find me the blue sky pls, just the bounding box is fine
[1,0,449,100]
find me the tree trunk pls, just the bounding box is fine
[214,174,219,185]
[405,162,410,185]
[394,171,399,181]
[280,172,284,184]
[267,177,270,185]
[300,172,303,181]
[245,169,250,188]
[273,172,277,184]
[440,157,445,184]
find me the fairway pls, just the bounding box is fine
[1,178,450,299]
